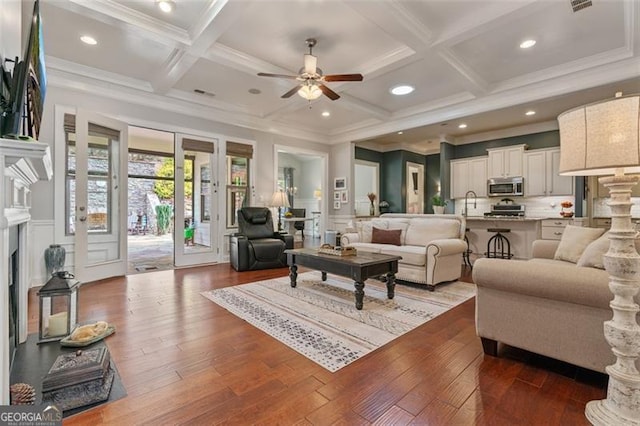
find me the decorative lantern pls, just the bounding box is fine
[38,271,80,343]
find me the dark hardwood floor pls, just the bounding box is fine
[26,264,606,425]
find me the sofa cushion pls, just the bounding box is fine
[577,232,609,269]
[348,242,388,253]
[372,227,401,245]
[356,219,388,243]
[405,218,460,246]
[380,245,425,266]
[554,225,605,263]
[577,232,640,269]
[385,219,410,245]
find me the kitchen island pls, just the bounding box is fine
[465,216,543,260]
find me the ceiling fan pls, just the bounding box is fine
[257,38,363,101]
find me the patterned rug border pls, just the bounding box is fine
[201,272,475,372]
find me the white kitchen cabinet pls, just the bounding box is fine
[487,145,525,178]
[523,148,573,197]
[450,156,487,199]
[541,217,586,240]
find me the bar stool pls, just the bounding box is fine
[463,228,473,268]
[485,228,513,259]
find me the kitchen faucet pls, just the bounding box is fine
[464,190,477,217]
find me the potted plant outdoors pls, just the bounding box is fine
[431,195,447,214]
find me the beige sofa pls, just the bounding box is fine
[473,238,640,373]
[340,214,467,290]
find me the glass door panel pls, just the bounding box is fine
[73,110,128,282]
[175,134,218,267]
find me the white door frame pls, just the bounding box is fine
[273,144,329,239]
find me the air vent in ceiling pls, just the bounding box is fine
[570,0,592,12]
[193,89,215,97]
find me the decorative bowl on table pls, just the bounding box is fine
[560,211,574,218]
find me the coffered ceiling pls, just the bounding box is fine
[40,0,640,151]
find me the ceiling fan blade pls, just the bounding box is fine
[304,54,317,75]
[323,74,364,82]
[257,72,299,79]
[281,85,303,98]
[318,84,340,101]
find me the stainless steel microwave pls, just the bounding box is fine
[487,176,524,197]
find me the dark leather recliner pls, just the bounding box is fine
[230,207,293,271]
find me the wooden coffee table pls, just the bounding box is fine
[285,248,401,310]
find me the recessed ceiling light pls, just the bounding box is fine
[322,111,330,117]
[397,131,403,135]
[157,0,176,13]
[248,88,261,95]
[458,123,467,129]
[520,39,536,49]
[80,35,97,45]
[390,85,414,96]
[525,110,536,116]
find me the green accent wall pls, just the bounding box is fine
[426,154,440,214]
[453,131,560,159]
[355,130,577,214]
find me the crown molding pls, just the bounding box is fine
[47,68,330,144]
[452,120,558,145]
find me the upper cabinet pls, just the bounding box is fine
[523,148,573,197]
[450,156,488,199]
[487,145,526,178]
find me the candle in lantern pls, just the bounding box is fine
[48,311,68,336]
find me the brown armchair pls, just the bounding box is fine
[230,207,293,271]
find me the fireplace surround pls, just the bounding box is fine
[0,137,52,404]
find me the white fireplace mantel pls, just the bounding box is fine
[0,137,52,404]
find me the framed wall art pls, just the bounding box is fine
[333,191,341,201]
[340,191,348,203]
[334,177,346,190]
[333,200,341,209]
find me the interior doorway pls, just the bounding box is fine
[275,147,327,248]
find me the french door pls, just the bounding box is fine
[174,134,219,267]
[72,110,128,282]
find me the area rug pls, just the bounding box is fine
[201,272,475,372]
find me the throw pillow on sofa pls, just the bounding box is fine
[554,225,605,263]
[578,231,640,269]
[371,227,402,245]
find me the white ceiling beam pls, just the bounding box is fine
[436,48,489,95]
[151,0,250,94]
[345,0,433,53]
[206,43,296,76]
[430,0,542,48]
[337,94,391,121]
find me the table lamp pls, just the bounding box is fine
[270,190,290,232]
[558,92,640,425]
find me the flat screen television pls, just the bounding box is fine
[0,0,46,140]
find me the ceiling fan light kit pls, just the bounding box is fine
[298,84,322,101]
[257,38,363,102]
